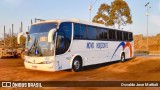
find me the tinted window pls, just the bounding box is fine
[81,25,87,39]
[29,23,57,34]
[99,28,104,39]
[117,31,123,40]
[87,26,97,40]
[109,29,116,40]
[124,32,129,41]
[74,23,81,39]
[74,23,87,39]
[56,22,72,55]
[104,29,108,39]
[29,25,40,34]
[99,28,108,40]
[129,32,133,41]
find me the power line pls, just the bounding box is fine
[92,0,98,7]
[89,0,99,21]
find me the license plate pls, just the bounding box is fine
[32,65,37,69]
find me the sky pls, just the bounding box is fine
[0,0,159,37]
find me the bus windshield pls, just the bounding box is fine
[29,23,57,34]
[26,23,57,56]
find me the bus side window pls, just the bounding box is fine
[117,31,123,41]
[99,28,108,40]
[96,28,100,39]
[74,23,81,39]
[56,32,65,54]
[74,23,87,39]
[129,33,133,41]
[81,25,87,39]
[104,29,108,40]
[99,28,104,40]
[56,22,72,55]
[87,26,97,40]
[109,29,116,40]
[124,32,129,41]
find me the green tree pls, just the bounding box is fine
[92,0,132,29]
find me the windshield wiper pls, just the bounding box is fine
[28,38,43,56]
[28,38,36,56]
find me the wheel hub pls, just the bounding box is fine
[74,60,80,69]
[122,55,125,62]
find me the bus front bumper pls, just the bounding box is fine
[24,56,57,72]
[24,62,57,72]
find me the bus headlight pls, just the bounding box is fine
[43,61,53,64]
[25,59,29,63]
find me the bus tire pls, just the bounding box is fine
[72,57,82,72]
[14,54,17,58]
[121,53,125,62]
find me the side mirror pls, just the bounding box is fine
[17,32,24,44]
[48,29,56,42]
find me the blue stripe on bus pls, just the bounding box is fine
[111,42,125,60]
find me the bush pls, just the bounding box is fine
[134,50,149,54]
[157,33,160,37]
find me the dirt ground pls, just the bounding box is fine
[0,55,160,90]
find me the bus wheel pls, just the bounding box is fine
[72,57,82,72]
[14,54,17,58]
[121,53,125,62]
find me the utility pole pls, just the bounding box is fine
[12,24,14,37]
[89,0,98,22]
[12,24,14,46]
[89,5,92,22]
[9,28,11,46]
[4,25,5,46]
[145,2,151,51]
[31,19,33,25]
[21,21,23,32]
[28,26,30,32]
[35,18,36,23]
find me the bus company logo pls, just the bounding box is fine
[111,42,132,59]
[32,65,37,69]
[86,42,108,49]
[86,42,94,49]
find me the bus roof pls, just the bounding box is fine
[32,19,132,33]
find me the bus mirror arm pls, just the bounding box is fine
[48,29,56,43]
[17,32,24,44]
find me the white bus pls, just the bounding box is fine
[18,19,134,72]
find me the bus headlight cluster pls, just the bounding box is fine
[25,59,29,63]
[43,61,53,64]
